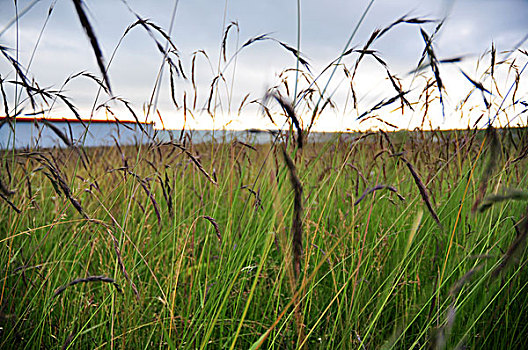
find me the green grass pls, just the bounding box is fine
[1,2,528,348]
[1,128,528,349]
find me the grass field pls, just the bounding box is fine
[1,127,528,349]
[2,1,528,348]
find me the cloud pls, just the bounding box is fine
[1,0,526,130]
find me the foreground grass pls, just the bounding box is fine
[1,128,528,349]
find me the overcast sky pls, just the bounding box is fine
[1,0,527,131]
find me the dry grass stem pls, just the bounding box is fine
[53,275,122,297]
[201,215,222,243]
[281,146,303,279]
[71,0,112,93]
[402,157,442,228]
[354,184,404,206]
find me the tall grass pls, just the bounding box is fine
[1,1,528,349]
[1,130,528,348]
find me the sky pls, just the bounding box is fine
[0,0,527,131]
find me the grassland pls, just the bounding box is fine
[2,1,528,348]
[1,126,528,349]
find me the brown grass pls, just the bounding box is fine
[281,146,303,279]
[53,275,122,297]
[401,157,442,228]
[201,215,222,243]
[71,0,112,94]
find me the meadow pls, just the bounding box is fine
[1,1,528,349]
[1,126,528,349]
